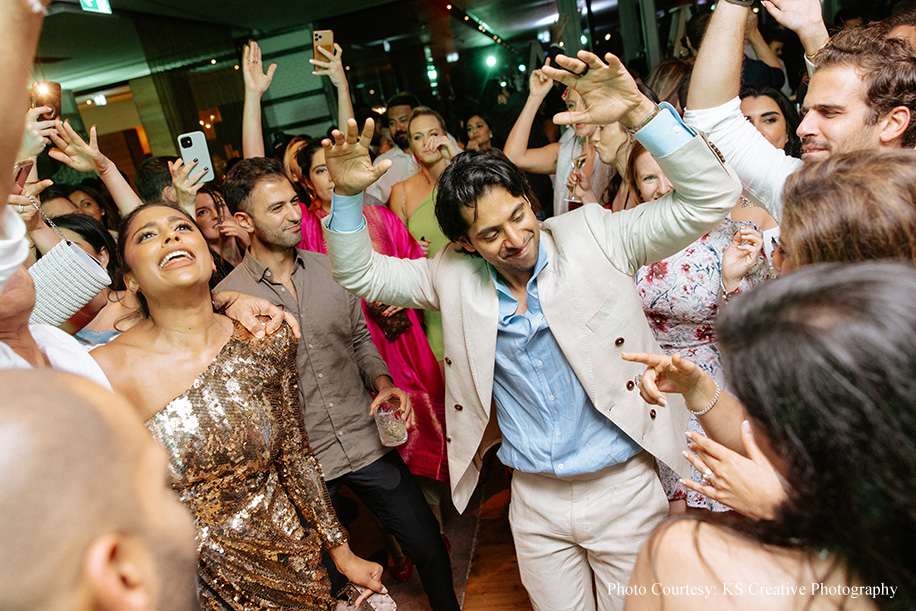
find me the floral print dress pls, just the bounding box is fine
[635,218,770,510]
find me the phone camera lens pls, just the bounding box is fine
[180,137,192,148]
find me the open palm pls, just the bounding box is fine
[323,118,391,196]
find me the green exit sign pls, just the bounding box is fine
[79,0,112,14]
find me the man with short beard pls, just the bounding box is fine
[683,0,916,222]
[366,92,460,204]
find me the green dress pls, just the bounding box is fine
[406,187,447,361]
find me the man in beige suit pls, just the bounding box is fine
[320,51,741,611]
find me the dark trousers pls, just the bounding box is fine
[323,450,460,611]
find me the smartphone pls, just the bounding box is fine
[177,131,215,185]
[30,81,61,121]
[12,160,33,195]
[313,29,334,62]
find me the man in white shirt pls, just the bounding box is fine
[683,0,916,221]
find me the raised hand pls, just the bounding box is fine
[528,60,554,100]
[721,226,764,292]
[169,158,208,214]
[10,192,41,232]
[424,133,458,161]
[310,43,346,88]
[762,0,824,37]
[242,41,277,97]
[762,0,829,55]
[19,106,55,159]
[48,121,111,174]
[681,421,788,520]
[219,215,251,248]
[541,51,656,129]
[322,118,392,197]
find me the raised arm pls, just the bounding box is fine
[311,43,353,131]
[0,1,47,197]
[746,11,783,72]
[168,158,207,216]
[48,121,143,216]
[686,0,748,111]
[17,107,54,165]
[321,119,440,310]
[241,41,276,159]
[544,51,740,267]
[682,3,801,221]
[503,63,562,173]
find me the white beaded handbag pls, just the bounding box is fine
[26,197,111,326]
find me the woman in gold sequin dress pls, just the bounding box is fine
[92,203,386,610]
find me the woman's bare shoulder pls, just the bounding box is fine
[629,519,875,611]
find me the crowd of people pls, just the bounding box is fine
[3,0,916,609]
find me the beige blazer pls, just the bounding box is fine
[323,133,742,512]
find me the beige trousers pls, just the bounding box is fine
[509,451,667,611]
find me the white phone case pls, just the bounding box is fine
[177,131,215,184]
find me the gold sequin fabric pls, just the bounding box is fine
[147,321,347,610]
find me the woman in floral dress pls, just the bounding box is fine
[628,142,770,511]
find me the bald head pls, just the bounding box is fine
[0,370,197,611]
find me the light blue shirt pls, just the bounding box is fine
[326,103,697,475]
[488,242,641,475]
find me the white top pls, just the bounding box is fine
[0,205,29,291]
[0,206,111,389]
[683,96,802,222]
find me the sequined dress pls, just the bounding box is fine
[146,322,347,610]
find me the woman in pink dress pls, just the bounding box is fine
[295,141,449,574]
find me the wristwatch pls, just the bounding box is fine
[721,0,755,6]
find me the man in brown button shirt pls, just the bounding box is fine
[216,157,459,611]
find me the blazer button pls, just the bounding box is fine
[446,436,452,443]
[444,357,452,365]
[454,404,463,411]
[626,380,635,391]
[649,409,657,420]
[615,337,625,347]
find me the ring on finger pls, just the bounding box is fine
[700,468,713,486]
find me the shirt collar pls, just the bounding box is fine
[241,248,305,283]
